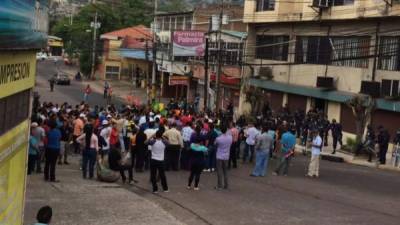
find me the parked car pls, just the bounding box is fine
[36,52,48,60]
[55,74,71,85]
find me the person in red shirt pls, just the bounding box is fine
[83,84,92,103]
[109,122,119,148]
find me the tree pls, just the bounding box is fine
[158,0,190,12]
[346,95,376,145]
[51,0,153,76]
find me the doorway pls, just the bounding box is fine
[314,98,326,113]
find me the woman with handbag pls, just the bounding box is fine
[77,124,99,179]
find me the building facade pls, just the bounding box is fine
[155,4,247,110]
[100,25,152,81]
[242,0,400,140]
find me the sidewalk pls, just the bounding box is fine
[24,155,184,225]
[295,142,400,172]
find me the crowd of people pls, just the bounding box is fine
[28,99,398,192]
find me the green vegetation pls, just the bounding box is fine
[51,1,153,76]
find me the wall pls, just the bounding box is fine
[244,0,400,23]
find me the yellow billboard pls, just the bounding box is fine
[0,120,29,225]
[0,51,36,99]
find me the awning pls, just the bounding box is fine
[120,48,152,61]
[248,78,400,112]
[248,78,355,102]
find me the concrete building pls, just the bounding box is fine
[100,25,152,81]
[155,4,247,110]
[241,0,400,140]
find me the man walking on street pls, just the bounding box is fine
[306,130,322,178]
[215,125,232,190]
[377,126,390,165]
[330,119,343,154]
[273,128,296,176]
[104,81,109,99]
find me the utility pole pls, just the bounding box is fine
[151,0,158,102]
[203,38,209,111]
[371,21,380,82]
[215,0,224,112]
[90,10,99,79]
[145,39,150,102]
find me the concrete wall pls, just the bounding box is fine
[246,20,400,95]
[244,0,400,23]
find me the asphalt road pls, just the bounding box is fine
[35,59,121,107]
[33,60,400,225]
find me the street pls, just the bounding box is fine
[34,60,123,107]
[24,60,400,225]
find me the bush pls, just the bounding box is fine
[343,137,358,153]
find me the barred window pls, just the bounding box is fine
[378,36,400,71]
[256,35,289,61]
[331,37,370,68]
[295,36,331,65]
[0,90,30,136]
[295,36,370,68]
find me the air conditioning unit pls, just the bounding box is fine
[316,76,335,89]
[312,0,330,8]
[253,66,260,77]
[381,79,400,98]
[360,81,381,98]
[259,67,274,80]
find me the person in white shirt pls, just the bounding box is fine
[77,125,99,179]
[146,130,169,193]
[99,120,112,158]
[307,130,322,178]
[243,123,260,163]
[181,122,194,170]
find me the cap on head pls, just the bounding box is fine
[31,122,38,128]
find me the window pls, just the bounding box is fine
[256,0,275,11]
[223,42,244,65]
[331,37,370,68]
[295,36,370,68]
[0,90,30,136]
[378,36,400,71]
[295,36,331,64]
[256,35,289,61]
[331,0,354,6]
[105,66,120,80]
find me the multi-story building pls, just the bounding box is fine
[155,3,247,110]
[242,0,400,139]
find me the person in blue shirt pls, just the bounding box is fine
[28,123,40,175]
[44,120,62,182]
[273,127,296,176]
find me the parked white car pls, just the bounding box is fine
[36,52,48,60]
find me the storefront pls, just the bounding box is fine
[0,1,48,224]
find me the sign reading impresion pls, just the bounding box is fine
[0,52,36,99]
[173,31,205,57]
